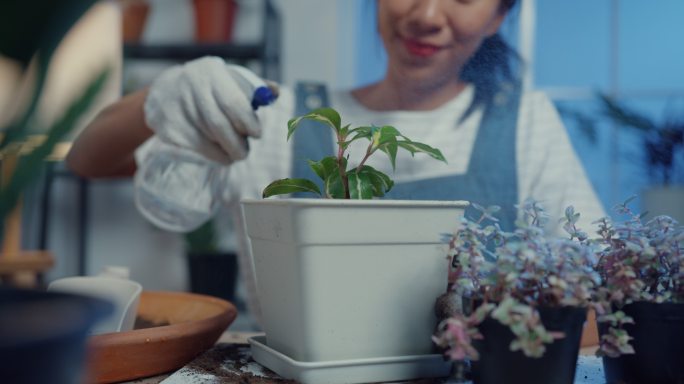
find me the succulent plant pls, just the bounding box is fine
[433,199,600,359]
[588,197,684,357]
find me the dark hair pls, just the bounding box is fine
[460,0,520,118]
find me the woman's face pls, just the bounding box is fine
[377,0,506,88]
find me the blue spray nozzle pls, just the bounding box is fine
[251,86,277,110]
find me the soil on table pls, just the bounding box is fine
[164,343,448,383]
[134,316,171,330]
[167,343,298,383]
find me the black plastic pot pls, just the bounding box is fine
[599,301,684,384]
[0,287,113,384]
[187,251,238,301]
[471,306,586,384]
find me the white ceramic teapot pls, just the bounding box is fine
[48,266,142,335]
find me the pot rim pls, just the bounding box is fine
[241,198,470,208]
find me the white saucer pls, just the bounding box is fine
[248,335,452,384]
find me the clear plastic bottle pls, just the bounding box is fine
[134,138,224,232]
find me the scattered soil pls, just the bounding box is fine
[165,343,449,383]
[169,343,297,383]
[134,316,171,330]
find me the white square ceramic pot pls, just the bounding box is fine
[241,198,468,362]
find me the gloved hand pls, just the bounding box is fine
[144,56,276,165]
[135,57,277,232]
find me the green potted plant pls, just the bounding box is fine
[588,197,684,384]
[242,108,468,383]
[599,95,684,224]
[0,1,113,382]
[0,1,108,222]
[563,94,684,222]
[184,219,238,302]
[432,200,599,384]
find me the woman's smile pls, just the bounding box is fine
[402,37,444,58]
[376,0,506,96]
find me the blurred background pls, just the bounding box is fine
[1,0,682,330]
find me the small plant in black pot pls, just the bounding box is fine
[589,197,684,384]
[432,200,599,384]
[184,219,238,302]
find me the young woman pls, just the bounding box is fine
[67,0,604,324]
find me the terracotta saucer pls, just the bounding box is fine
[86,290,237,383]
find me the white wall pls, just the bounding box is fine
[276,0,359,89]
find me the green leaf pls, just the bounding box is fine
[0,0,97,67]
[307,156,346,182]
[348,126,373,139]
[376,125,402,145]
[262,178,321,198]
[348,172,373,199]
[0,68,110,219]
[378,141,398,170]
[307,159,326,180]
[324,171,346,199]
[397,140,447,163]
[341,126,374,149]
[623,195,637,206]
[351,166,394,197]
[369,126,398,154]
[287,107,341,140]
[0,1,99,155]
[599,94,656,132]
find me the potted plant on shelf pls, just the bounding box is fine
[120,0,150,43]
[184,219,238,302]
[241,108,468,383]
[589,197,684,384]
[192,0,238,43]
[599,95,684,223]
[432,201,600,384]
[563,94,684,222]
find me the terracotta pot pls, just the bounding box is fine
[580,308,599,347]
[121,0,150,43]
[192,0,238,42]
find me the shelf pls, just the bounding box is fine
[0,251,54,274]
[123,42,265,61]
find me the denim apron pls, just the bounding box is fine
[291,82,521,230]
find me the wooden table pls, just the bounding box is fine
[122,332,262,383]
[124,333,603,384]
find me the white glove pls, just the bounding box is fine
[144,56,269,165]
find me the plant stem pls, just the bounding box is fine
[356,143,374,172]
[336,137,350,198]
